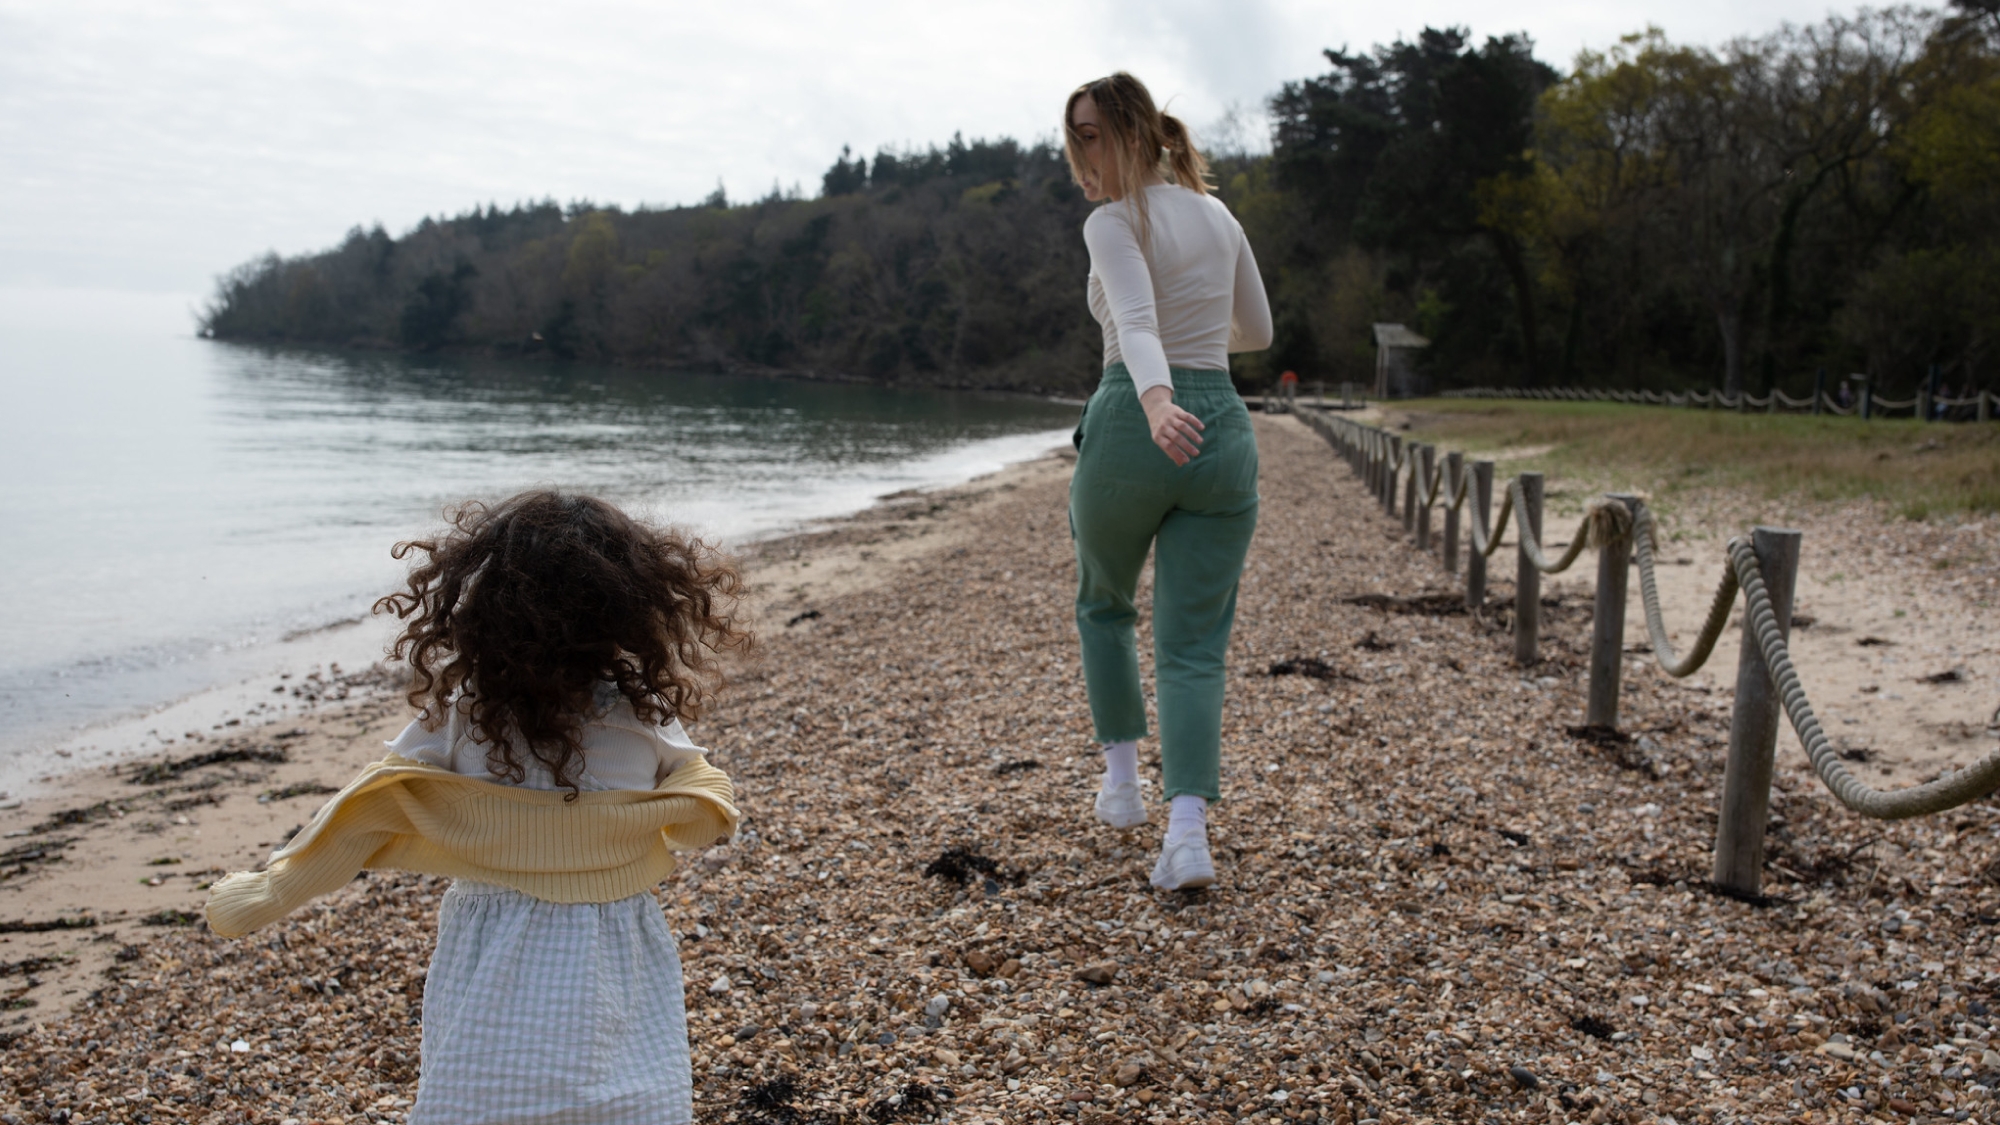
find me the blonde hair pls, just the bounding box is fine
[1063,72,1212,244]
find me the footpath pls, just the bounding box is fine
[6,415,2000,1125]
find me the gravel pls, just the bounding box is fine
[7,415,2000,1125]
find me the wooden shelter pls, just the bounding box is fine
[1373,323,1432,399]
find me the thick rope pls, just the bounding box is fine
[1468,486,1513,559]
[1630,505,1738,677]
[1729,538,2000,819]
[1504,480,1631,574]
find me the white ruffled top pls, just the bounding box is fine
[385,684,706,793]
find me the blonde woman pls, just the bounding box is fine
[1063,72,1272,890]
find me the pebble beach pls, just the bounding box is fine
[6,413,2000,1125]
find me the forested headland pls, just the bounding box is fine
[201,2,2000,399]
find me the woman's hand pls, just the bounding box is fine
[1139,385,1204,466]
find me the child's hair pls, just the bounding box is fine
[373,490,750,794]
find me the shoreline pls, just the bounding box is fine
[0,446,1072,1025]
[7,426,1076,801]
[197,332,1113,401]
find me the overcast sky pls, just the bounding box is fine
[1,0,1861,319]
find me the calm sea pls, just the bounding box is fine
[0,318,1075,787]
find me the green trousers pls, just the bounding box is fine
[1069,363,1259,802]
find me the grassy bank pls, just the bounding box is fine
[1385,399,2000,520]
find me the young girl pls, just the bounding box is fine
[205,490,748,1124]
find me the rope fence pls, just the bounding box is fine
[1294,408,2000,898]
[1440,379,1998,424]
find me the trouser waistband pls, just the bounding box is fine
[1098,362,1236,393]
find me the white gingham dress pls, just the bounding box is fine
[389,694,703,1125]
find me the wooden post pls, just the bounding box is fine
[1712,527,1803,899]
[1468,461,1493,613]
[1386,436,1404,517]
[1513,473,1543,667]
[1926,363,1940,422]
[1585,495,1639,728]
[1812,368,1825,416]
[1860,381,1872,421]
[1416,445,1435,552]
[1403,446,1422,533]
[1981,390,1992,424]
[1443,451,1463,575]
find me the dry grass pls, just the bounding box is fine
[1387,400,2000,521]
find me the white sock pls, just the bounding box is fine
[1101,741,1139,789]
[1166,794,1208,843]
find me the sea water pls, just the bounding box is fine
[0,318,1075,788]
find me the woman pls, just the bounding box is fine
[1063,72,1272,890]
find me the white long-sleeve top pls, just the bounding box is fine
[1084,183,1273,397]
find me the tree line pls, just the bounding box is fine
[202,2,1999,399]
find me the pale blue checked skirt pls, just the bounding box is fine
[410,881,693,1125]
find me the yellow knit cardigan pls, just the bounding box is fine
[204,754,739,938]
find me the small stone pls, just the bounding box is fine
[1889,1098,1919,1115]
[708,973,732,995]
[924,994,950,1019]
[229,1039,250,1053]
[878,1030,896,1046]
[1074,963,1116,986]
[1816,1041,1858,1061]
[997,958,1022,979]
[933,1048,961,1067]
[963,949,998,977]
[1134,1089,1155,1104]
[1113,1061,1145,1087]
[1508,1065,1540,1089]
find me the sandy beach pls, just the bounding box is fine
[6,412,2000,1125]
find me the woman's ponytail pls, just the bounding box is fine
[1159,113,1213,195]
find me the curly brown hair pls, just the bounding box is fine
[373,490,751,795]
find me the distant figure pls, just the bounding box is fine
[205,492,746,1125]
[1062,72,1273,890]
[1840,381,1854,410]
[1936,382,1954,420]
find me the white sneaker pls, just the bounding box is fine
[1150,835,1217,890]
[1093,780,1148,828]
